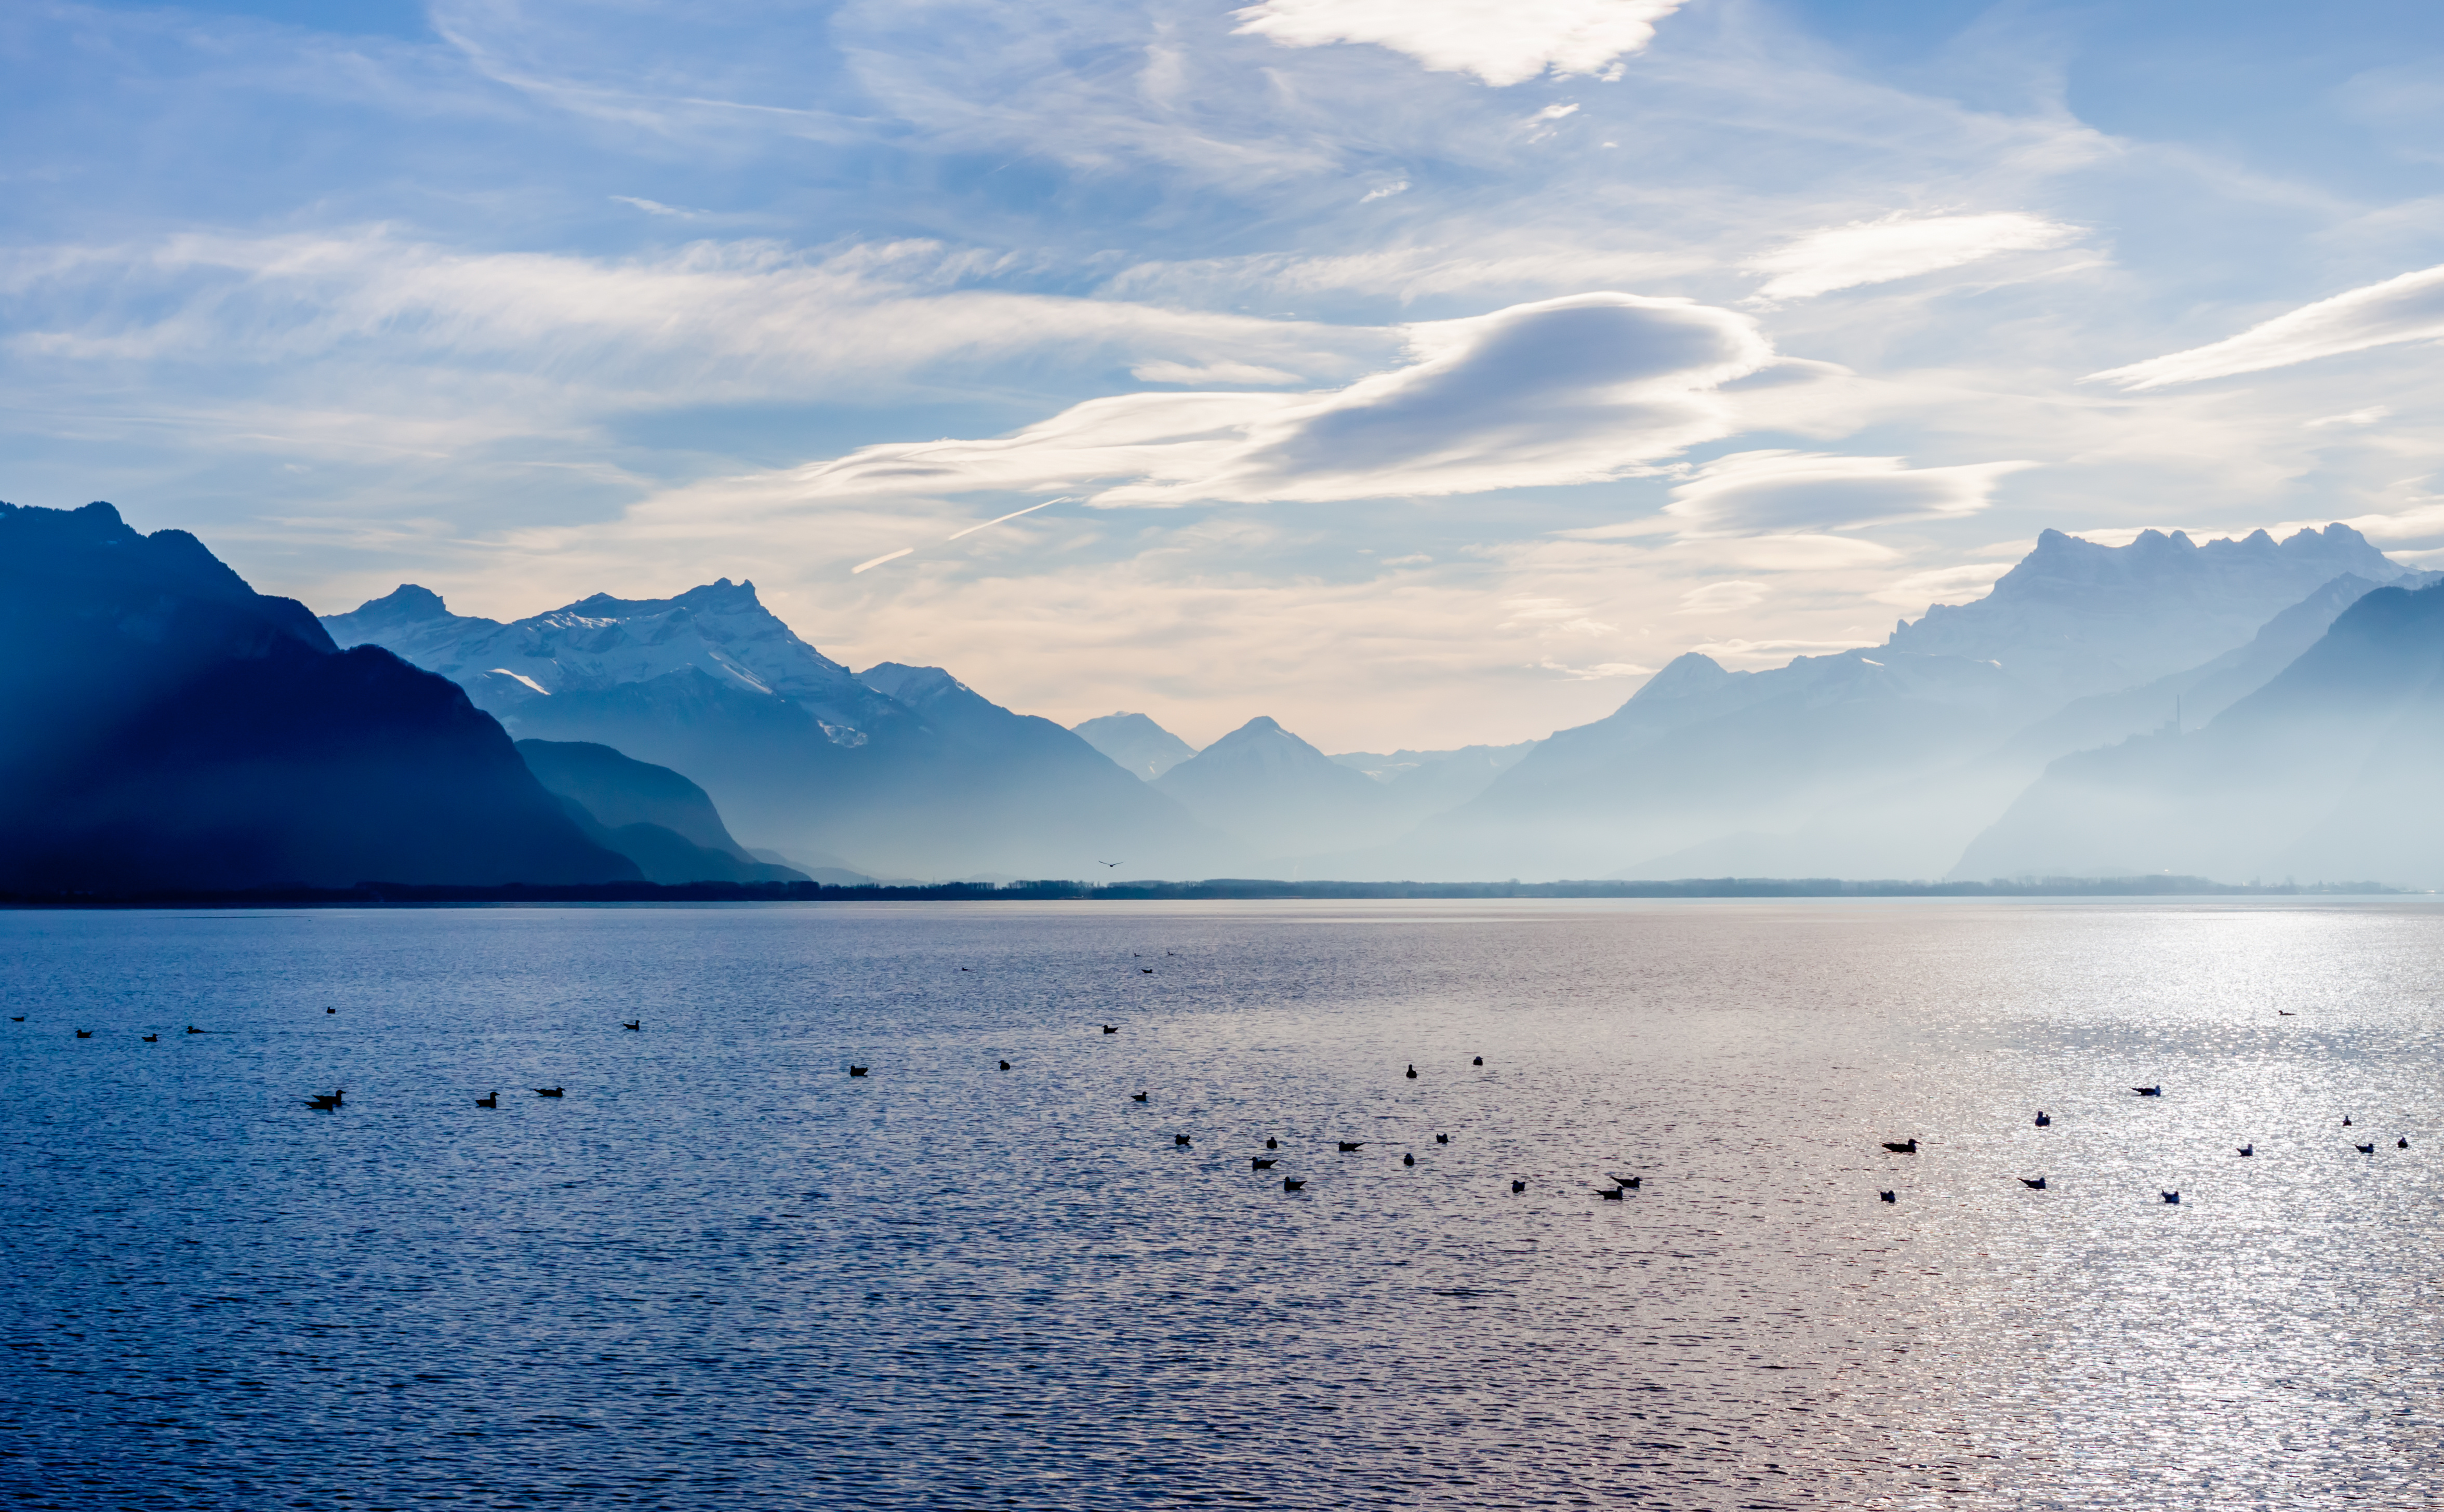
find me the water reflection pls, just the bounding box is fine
[1,900,2437,1507]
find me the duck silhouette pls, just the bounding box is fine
[1282,1177,1305,1192]
[75,1029,91,1038]
[187,1026,202,1034]
[2034,1111,2051,1128]
[1405,1065,1417,1080]
[8,1016,21,1023]
[1403,1153,1415,1167]
[1252,1158,1276,1170]
[2399,1136,2411,1149]
[141,1034,157,1042]
[1610,1175,1641,1189]
[1337,1141,1364,1153]
[1881,1138,1919,1154]
[2019,1177,2047,1190]
[305,1095,338,1111]
[325,1007,336,1014]
[2134,1085,2162,1097]
[1174,1134,1192,1146]
[1265,1138,1278,1150]
[621,1020,641,1032]
[1597,1186,1624,1199]
[1140,968,1152,974]
[1879,1189,1896,1203]
[1472,1056,1483,1066]
[535,1087,563,1097]
[848,1066,868,1077]
[1434,1133,1449,1145]
[1101,1025,1118,1035]
[2238,1144,2253,1157]
[1131,1092,1148,1103]
[998,1060,1010,1071]
[476,1092,497,1108]
[2356,1142,2376,1155]
[1511,1180,1527,1194]
[2162,1191,2181,1203]
[2342,1115,2352,1127]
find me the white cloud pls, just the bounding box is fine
[1130,359,1304,385]
[1662,451,2034,537]
[1678,580,1770,613]
[2090,263,2444,390]
[1868,561,2018,609]
[2306,405,2393,428]
[1232,0,1684,88]
[1359,180,1410,203]
[790,291,1775,506]
[1744,211,2083,302]
[609,195,697,218]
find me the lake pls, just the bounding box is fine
[3,900,2438,1508]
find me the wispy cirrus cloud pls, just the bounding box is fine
[1744,211,2083,302]
[1662,451,2035,537]
[2090,263,2444,390]
[1232,0,1684,87]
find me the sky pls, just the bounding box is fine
[7,0,2444,751]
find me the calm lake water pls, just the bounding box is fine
[2,900,2439,1509]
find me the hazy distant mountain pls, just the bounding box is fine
[1073,712,1199,780]
[325,584,1231,879]
[515,739,811,884]
[1153,716,1404,859]
[1329,741,1539,824]
[1956,578,2444,885]
[1374,526,2414,881]
[0,502,634,891]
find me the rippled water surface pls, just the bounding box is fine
[4,900,2441,1509]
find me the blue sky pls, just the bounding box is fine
[7,0,2444,748]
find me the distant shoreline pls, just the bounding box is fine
[0,876,2409,907]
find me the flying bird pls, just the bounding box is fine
[1881,1138,1919,1154]
[1098,861,1121,868]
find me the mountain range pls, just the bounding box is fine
[15,496,2443,890]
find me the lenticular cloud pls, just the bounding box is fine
[790,292,1776,506]
[2090,263,2444,390]
[1232,0,1684,87]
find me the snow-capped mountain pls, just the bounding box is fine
[323,580,900,740]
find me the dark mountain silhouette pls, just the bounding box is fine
[1072,711,1199,780]
[0,501,635,891]
[515,739,809,884]
[1153,716,1403,858]
[325,582,1233,878]
[1955,578,2444,886]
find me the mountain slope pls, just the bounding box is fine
[1153,716,1402,859]
[0,502,635,891]
[1953,579,2444,885]
[1073,712,1199,780]
[516,739,808,884]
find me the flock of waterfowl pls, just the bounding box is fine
[1875,1087,2415,1207]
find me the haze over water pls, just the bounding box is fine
[4,901,2438,1509]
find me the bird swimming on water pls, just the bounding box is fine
[2238,1144,2253,1157]
[535,1087,563,1097]
[2034,1111,2051,1128]
[2134,1085,2162,1097]
[1101,1025,1118,1035]
[2019,1177,2047,1190]
[1265,1138,1278,1150]
[998,1060,1010,1071]
[75,1029,91,1038]
[1131,1091,1148,1102]
[1434,1133,1449,1145]
[1610,1175,1641,1189]
[1403,1153,1415,1167]
[187,1026,202,1034]
[2162,1191,2181,1204]
[326,1007,336,1014]
[2399,1136,2411,1149]
[1175,1134,1192,1146]
[621,1020,641,1032]
[2356,1142,2376,1155]
[2342,1115,2352,1126]
[1511,1180,1527,1194]
[848,1066,869,1077]
[142,1034,157,1042]
[1405,1064,1417,1080]
[1337,1141,1364,1153]
[1472,1056,1483,1066]
[476,1091,497,1108]
[1282,1178,1305,1192]
[1252,1158,1276,1170]
[1597,1186,1624,1199]
[1879,1190,1896,1203]
[1881,1138,1919,1154]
